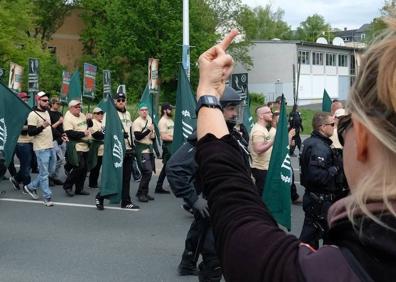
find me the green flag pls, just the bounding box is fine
[100,95,125,201]
[243,93,254,134]
[140,84,159,126]
[0,82,31,167]
[171,65,197,154]
[263,94,292,230]
[67,71,82,103]
[322,89,332,112]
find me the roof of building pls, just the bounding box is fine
[252,40,362,51]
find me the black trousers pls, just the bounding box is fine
[121,153,133,205]
[290,171,299,201]
[299,192,332,249]
[136,153,153,196]
[89,156,102,187]
[155,143,171,189]
[289,134,302,155]
[181,211,221,280]
[251,168,267,196]
[63,151,88,193]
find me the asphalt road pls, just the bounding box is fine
[0,156,305,282]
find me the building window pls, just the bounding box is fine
[312,52,323,65]
[350,55,356,75]
[298,50,310,65]
[339,54,348,67]
[361,33,366,40]
[326,53,336,66]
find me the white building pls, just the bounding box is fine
[234,40,362,105]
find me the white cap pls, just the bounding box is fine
[68,100,81,107]
[37,91,48,98]
[334,108,346,118]
[93,107,103,113]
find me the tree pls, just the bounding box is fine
[366,0,396,42]
[79,0,247,103]
[0,0,63,92]
[30,0,77,48]
[296,14,332,42]
[237,5,292,40]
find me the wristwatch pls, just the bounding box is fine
[196,95,222,114]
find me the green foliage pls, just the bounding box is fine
[0,0,63,92]
[79,0,252,103]
[366,0,396,43]
[296,14,332,42]
[249,92,265,105]
[238,5,292,40]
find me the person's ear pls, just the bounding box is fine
[353,118,369,162]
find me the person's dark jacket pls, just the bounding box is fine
[300,130,339,193]
[288,111,303,134]
[196,133,395,282]
[166,132,199,207]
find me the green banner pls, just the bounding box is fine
[0,82,31,166]
[99,95,125,201]
[322,89,332,112]
[67,71,82,103]
[263,94,292,230]
[171,65,197,154]
[28,58,39,107]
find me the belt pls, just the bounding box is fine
[309,191,336,202]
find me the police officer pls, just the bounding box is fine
[299,112,341,248]
[220,86,250,167]
[288,104,303,156]
[166,87,247,282]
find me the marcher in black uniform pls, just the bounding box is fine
[299,112,342,248]
[288,104,303,156]
[166,132,221,281]
[166,86,249,282]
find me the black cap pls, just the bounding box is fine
[114,92,126,99]
[161,103,172,112]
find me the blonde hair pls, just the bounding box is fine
[346,17,396,227]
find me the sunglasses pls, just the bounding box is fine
[337,114,352,146]
[324,122,335,127]
[117,99,126,103]
[73,105,81,108]
[95,112,104,115]
[40,99,49,102]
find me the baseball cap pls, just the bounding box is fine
[334,108,346,118]
[114,92,126,100]
[93,107,103,114]
[68,100,81,107]
[18,92,30,99]
[37,91,48,98]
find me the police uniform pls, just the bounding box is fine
[299,130,340,248]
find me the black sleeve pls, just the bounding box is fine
[92,131,104,140]
[196,134,302,282]
[64,130,85,140]
[305,144,337,187]
[134,129,151,140]
[28,125,44,136]
[166,142,198,207]
[87,119,93,128]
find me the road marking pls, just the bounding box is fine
[0,198,139,211]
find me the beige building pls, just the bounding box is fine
[47,9,85,71]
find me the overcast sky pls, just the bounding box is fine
[241,0,383,30]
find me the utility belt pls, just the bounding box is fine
[308,191,337,202]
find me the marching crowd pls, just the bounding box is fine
[4,90,174,210]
